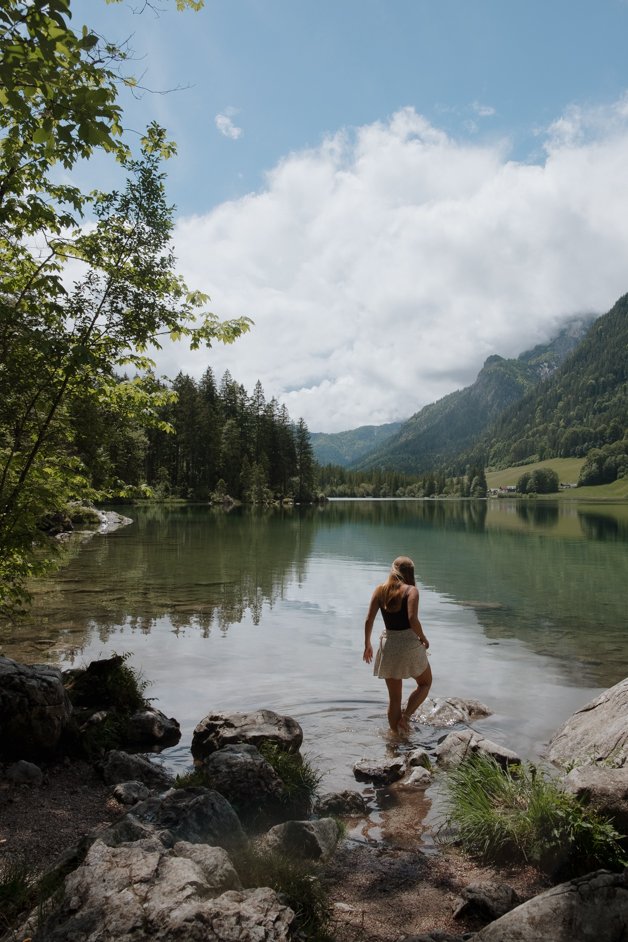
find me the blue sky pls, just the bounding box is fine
[74,1,628,431]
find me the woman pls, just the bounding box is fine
[363,556,432,734]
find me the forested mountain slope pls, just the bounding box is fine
[472,294,628,469]
[353,319,592,475]
[310,422,403,467]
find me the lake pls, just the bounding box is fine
[3,498,627,833]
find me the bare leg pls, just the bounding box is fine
[402,664,432,725]
[384,678,403,733]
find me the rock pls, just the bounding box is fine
[6,759,43,785]
[30,837,294,942]
[191,709,303,759]
[126,709,181,748]
[416,696,492,727]
[473,869,628,941]
[353,757,406,785]
[63,655,130,709]
[0,657,73,759]
[405,933,466,942]
[315,790,368,816]
[563,765,628,836]
[261,818,340,861]
[103,787,246,851]
[200,743,287,822]
[452,881,520,922]
[436,729,520,769]
[102,750,174,789]
[402,767,431,788]
[111,781,151,805]
[547,677,628,768]
[406,747,433,769]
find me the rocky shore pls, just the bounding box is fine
[1,656,626,941]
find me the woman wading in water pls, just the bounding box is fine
[363,556,432,734]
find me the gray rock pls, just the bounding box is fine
[261,818,340,861]
[102,750,174,789]
[315,790,368,816]
[406,747,433,769]
[564,765,628,836]
[416,696,492,727]
[191,709,303,759]
[405,934,466,942]
[401,767,431,787]
[452,881,520,922]
[353,757,406,785]
[31,837,293,942]
[547,677,628,768]
[104,787,246,851]
[200,743,287,821]
[6,759,43,785]
[474,869,628,941]
[436,729,520,769]
[0,656,73,759]
[126,708,181,748]
[111,780,151,805]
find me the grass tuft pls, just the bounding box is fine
[232,844,332,940]
[258,742,323,813]
[442,754,627,879]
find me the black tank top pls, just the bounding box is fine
[380,590,410,631]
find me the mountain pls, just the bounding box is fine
[310,422,403,467]
[472,295,628,468]
[352,317,594,475]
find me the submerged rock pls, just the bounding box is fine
[435,729,520,769]
[315,790,368,816]
[353,757,406,785]
[416,696,492,727]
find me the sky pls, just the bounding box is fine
[73,0,628,432]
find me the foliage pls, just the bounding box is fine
[516,467,559,494]
[232,844,332,941]
[258,741,323,812]
[310,422,403,467]
[0,856,65,935]
[443,754,627,879]
[578,438,628,486]
[0,0,250,611]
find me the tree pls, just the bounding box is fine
[293,419,315,502]
[0,0,249,610]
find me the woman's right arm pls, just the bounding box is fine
[363,589,379,663]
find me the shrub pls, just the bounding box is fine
[442,754,626,879]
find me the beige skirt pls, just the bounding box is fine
[373,629,429,680]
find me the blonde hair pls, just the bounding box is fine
[377,556,415,612]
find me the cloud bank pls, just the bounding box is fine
[168,100,628,432]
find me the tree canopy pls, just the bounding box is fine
[0,0,249,611]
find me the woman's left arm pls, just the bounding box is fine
[407,586,429,648]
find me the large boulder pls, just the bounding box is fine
[0,657,73,759]
[452,881,520,923]
[199,743,287,822]
[473,869,628,941]
[103,787,246,851]
[315,790,367,816]
[435,729,520,769]
[126,709,181,748]
[547,677,628,768]
[191,710,303,759]
[563,765,628,836]
[28,838,294,942]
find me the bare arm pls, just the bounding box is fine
[363,589,380,663]
[407,586,429,648]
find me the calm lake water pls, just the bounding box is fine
[3,498,627,840]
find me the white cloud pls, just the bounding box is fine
[472,101,496,118]
[215,110,242,140]
[164,101,628,432]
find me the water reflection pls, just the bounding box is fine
[515,501,559,528]
[578,509,628,541]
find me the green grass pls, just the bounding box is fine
[258,742,323,812]
[0,857,66,936]
[442,754,626,879]
[232,845,332,941]
[486,457,584,490]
